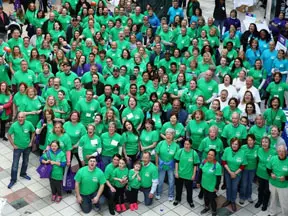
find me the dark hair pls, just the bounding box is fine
[50,140,60,148]
[228,97,239,107]
[245,102,256,114]
[247,134,256,141]
[191,110,205,121]
[69,111,80,122]
[207,149,217,157]
[230,137,241,148]
[123,120,138,136]
[270,97,281,109]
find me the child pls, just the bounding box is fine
[127,161,141,211]
[112,158,129,212]
[40,141,66,203]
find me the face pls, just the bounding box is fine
[196,97,204,107]
[108,124,116,134]
[153,103,160,113]
[50,142,59,152]
[18,113,25,123]
[246,104,254,113]
[205,71,213,81]
[231,114,239,125]
[125,121,133,131]
[87,125,94,136]
[172,100,180,111]
[166,132,174,141]
[88,158,97,169]
[21,61,28,71]
[209,128,217,139]
[229,100,237,109]
[71,112,79,122]
[48,96,55,106]
[142,153,150,165]
[195,112,202,121]
[211,100,219,110]
[86,91,93,101]
[277,147,287,159]
[247,137,255,148]
[134,164,141,171]
[54,124,62,134]
[0,83,6,93]
[27,89,35,98]
[129,98,136,108]
[246,78,253,88]
[184,140,191,150]
[261,138,269,149]
[271,99,279,109]
[271,127,279,137]
[231,141,239,151]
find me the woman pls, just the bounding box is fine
[224,9,241,32]
[206,99,221,121]
[241,23,259,51]
[266,144,288,216]
[238,90,261,114]
[272,49,288,82]
[239,134,259,205]
[155,128,179,201]
[47,122,72,166]
[263,97,286,131]
[174,139,200,207]
[100,96,120,119]
[103,109,122,132]
[241,102,257,128]
[147,101,165,131]
[218,74,238,100]
[222,138,247,212]
[269,126,285,149]
[198,52,214,73]
[169,73,187,99]
[187,95,208,115]
[197,149,222,216]
[140,119,159,161]
[161,92,172,112]
[100,121,122,167]
[50,21,66,43]
[36,109,55,155]
[248,59,267,90]
[29,48,41,75]
[230,58,246,79]
[8,46,27,74]
[63,111,87,167]
[122,120,140,169]
[92,114,105,136]
[180,79,203,110]
[0,82,12,141]
[249,114,267,146]
[216,57,231,82]
[245,39,261,67]
[19,87,44,126]
[258,29,271,54]
[161,113,185,145]
[269,12,286,37]
[199,126,223,162]
[12,82,27,120]
[186,110,209,151]
[222,97,241,124]
[255,137,276,211]
[78,124,102,166]
[43,96,62,121]
[121,97,144,131]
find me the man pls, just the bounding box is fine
[166,99,188,125]
[7,112,35,189]
[167,0,184,24]
[99,7,115,27]
[42,12,56,34]
[140,152,158,206]
[44,77,70,101]
[203,17,220,37]
[66,17,83,43]
[103,154,121,215]
[106,67,127,96]
[197,70,219,104]
[0,6,10,41]
[7,29,23,49]
[149,43,164,65]
[215,89,229,110]
[261,41,277,78]
[22,36,33,58]
[130,6,144,25]
[176,27,190,53]
[115,31,130,50]
[238,77,261,104]
[109,19,123,42]
[84,73,105,98]
[106,42,121,63]
[56,62,78,90]
[69,78,86,110]
[75,156,106,214]
[81,64,104,85]
[97,84,121,107]
[83,53,103,74]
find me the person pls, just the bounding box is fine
[174,139,199,207]
[40,140,66,203]
[166,99,188,125]
[0,81,12,141]
[222,138,247,212]
[248,114,267,146]
[266,144,288,216]
[213,0,226,40]
[75,156,106,214]
[238,77,261,104]
[126,161,141,211]
[112,158,129,212]
[0,6,10,41]
[7,112,35,189]
[167,0,184,25]
[239,134,259,205]
[197,149,222,216]
[197,70,219,104]
[140,152,158,206]
[155,128,179,201]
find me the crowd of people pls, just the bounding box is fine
[0,0,288,215]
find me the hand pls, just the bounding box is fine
[230,172,236,179]
[0,106,3,110]
[28,142,32,147]
[36,110,42,114]
[110,186,116,193]
[77,195,83,204]
[271,173,276,179]
[92,196,99,204]
[42,123,47,128]
[148,193,154,198]
[279,176,285,181]
[67,161,71,166]
[85,155,91,159]
[13,145,18,150]
[50,161,55,165]
[46,160,51,164]
[175,173,179,179]
[192,175,196,181]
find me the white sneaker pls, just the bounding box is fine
[155,195,161,200]
[168,197,174,202]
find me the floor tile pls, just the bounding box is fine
[38,205,57,216]
[50,200,68,211]
[34,188,51,198]
[172,204,190,216]
[59,206,78,216]
[235,208,254,216]
[17,204,37,215]
[27,182,45,193]
[142,209,162,216]
[151,203,170,215]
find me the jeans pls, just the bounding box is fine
[80,191,104,214]
[156,169,174,198]
[102,156,112,167]
[257,177,270,207]
[103,185,115,211]
[175,177,193,203]
[214,19,225,39]
[140,187,153,206]
[11,147,31,182]
[240,169,256,200]
[224,170,241,202]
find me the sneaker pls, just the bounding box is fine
[20,175,31,180]
[155,195,161,200]
[51,195,56,202]
[133,203,138,210]
[55,196,62,203]
[2,137,8,141]
[7,181,15,189]
[239,199,244,205]
[121,204,126,211]
[173,201,179,206]
[115,204,121,212]
[200,208,210,214]
[247,198,253,203]
[129,204,135,211]
[168,197,174,202]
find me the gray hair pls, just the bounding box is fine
[165,128,175,136]
[209,126,219,133]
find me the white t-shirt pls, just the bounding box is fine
[218,84,238,99]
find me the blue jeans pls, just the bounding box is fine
[11,147,31,182]
[214,20,225,39]
[224,170,241,202]
[156,168,175,198]
[140,187,153,206]
[80,191,105,213]
[102,156,112,167]
[240,169,256,200]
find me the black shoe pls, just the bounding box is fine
[189,202,195,208]
[20,175,31,180]
[261,205,267,211]
[66,190,72,194]
[109,206,115,215]
[198,192,203,199]
[231,202,237,212]
[200,208,210,214]
[2,137,8,141]
[221,184,226,190]
[222,200,231,207]
[173,201,179,206]
[255,202,262,208]
[8,181,15,189]
[212,212,217,216]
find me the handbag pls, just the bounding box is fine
[63,166,76,191]
[36,151,52,178]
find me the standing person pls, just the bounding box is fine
[7,112,35,188]
[267,144,288,216]
[255,136,276,211]
[197,149,222,216]
[213,0,226,40]
[167,0,184,25]
[75,156,106,214]
[40,141,66,203]
[127,161,142,211]
[222,138,247,212]
[174,139,199,207]
[264,97,286,131]
[140,152,159,206]
[0,81,12,141]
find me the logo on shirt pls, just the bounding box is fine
[145,172,150,177]
[92,177,98,182]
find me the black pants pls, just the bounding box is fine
[103,185,115,210]
[114,186,125,204]
[0,119,6,138]
[203,188,217,213]
[50,178,62,196]
[127,154,138,169]
[175,177,193,203]
[126,188,138,204]
[70,151,82,168]
[257,177,270,207]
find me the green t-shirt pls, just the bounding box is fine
[69,88,86,110]
[209,120,226,137]
[197,78,218,101]
[248,125,268,146]
[79,134,102,164]
[75,166,106,195]
[180,88,203,108]
[0,64,11,85]
[222,107,242,123]
[263,108,286,130]
[121,131,139,155]
[186,120,209,150]
[222,147,247,172]
[155,140,179,162]
[198,137,223,161]
[199,160,222,192]
[174,148,200,180]
[266,82,288,107]
[19,96,44,126]
[47,133,72,152]
[256,147,277,180]
[266,155,288,188]
[41,150,66,180]
[241,144,259,170]
[104,162,117,186]
[121,107,144,129]
[128,169,141,189]
[63,122,86,147]
[222,123,247,145]
[100,132,122,157]
[75,98,100,126]
[248,68,267,88]
[140,162,158,188]
[12,69,37,88]
[0,93,11,120]
[161,122,185,141]
[112,167,129,188]
[8,120,35,149]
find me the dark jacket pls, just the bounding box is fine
[213,0,227,20]
[84,81,105,96]
[149,51,165,65]
[0,12,10,33]
[42,19,55,34]
[66,24,83,44]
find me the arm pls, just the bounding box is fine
[75,182,82,203]
[141,141,157,151]
[149,178,159,195]
[174,161,179,178]
[92,184,105,204]
[105,179,116,192]
[8,133,17,149]
[2,95,13,109]
[29,132,35,147]
[206,93,217,104]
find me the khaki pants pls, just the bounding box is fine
[268,183,288,216]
